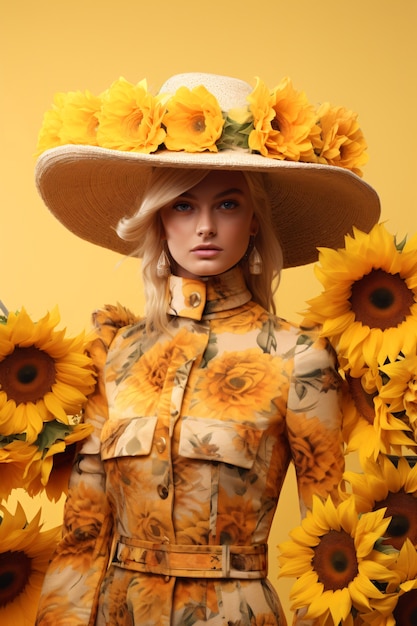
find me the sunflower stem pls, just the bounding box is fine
[0,300,9,317]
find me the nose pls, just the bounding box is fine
[196,210,216,237]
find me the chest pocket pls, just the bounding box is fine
[178,416,265,469]
[100,415,157,460]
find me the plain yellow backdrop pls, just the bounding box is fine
[1,0,417,621]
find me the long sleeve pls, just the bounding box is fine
[286,327,344,515]
[36,305,137,626]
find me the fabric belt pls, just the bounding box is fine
[112,536,268,579]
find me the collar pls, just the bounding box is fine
[167,267,252,321]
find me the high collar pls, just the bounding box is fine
[167,267,252,321]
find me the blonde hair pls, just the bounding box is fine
[117,167,283,334]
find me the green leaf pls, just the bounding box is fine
[0,432,27,447]
[395,233,408,252]
[35,420,74,453]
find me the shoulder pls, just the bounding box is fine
[291,319,339,375]
[92,303,140,347]
[267,313,336,363]
[86,304,141,370]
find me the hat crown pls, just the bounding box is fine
[159,72,252,111]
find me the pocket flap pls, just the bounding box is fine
[179,416,263,469]
[101,415,158,460]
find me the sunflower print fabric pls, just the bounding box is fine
[36,267,344,626]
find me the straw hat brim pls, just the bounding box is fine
[35,143,380,268]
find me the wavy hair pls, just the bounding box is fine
[116,167,283,334]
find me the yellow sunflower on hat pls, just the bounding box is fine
[306,223,417,377]
[36,89,102,155]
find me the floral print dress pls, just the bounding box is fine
[36,267,344,626]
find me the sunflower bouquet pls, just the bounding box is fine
[306,221,417,461]
[0,305,95,500]
[0,305,95,623]
[278,222,417,625]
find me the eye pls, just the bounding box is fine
[173,201,193,212]
[219,200,238,210]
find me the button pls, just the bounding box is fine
[189,292,201,307]
[157,484,169,499]
[155,436,167,453]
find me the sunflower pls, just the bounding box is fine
[378,355,417,446]
[278,495,397,625]
[248,76,318,161]
[306,223,417,377]
[0,440,38,500]
[0,307,95,442]
[341,374,415,460]
[0,501,61,626]
[314,103,368,177]
[389,539,417,626]
[163,84,224,153]
[24,420,93,501]
[97,77,167,153]
[58,90,102,147]
[35,92,67,155]
[404,375,417,442]
[343,455,417,552]
[0,418,93,500]
[393,589,417,625]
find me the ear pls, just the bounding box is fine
[250,214,259,235]
[159,220,167,240]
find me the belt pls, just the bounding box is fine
[112,536,268,579]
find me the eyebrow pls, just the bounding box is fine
[178,187,246,200]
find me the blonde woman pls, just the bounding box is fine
[34,73,380,625]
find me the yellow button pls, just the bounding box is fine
[157,484,169,499]
[155,436,167,453]
[189,292,201,307]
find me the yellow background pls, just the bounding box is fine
[2,0,417,621]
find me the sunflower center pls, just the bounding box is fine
[374,491,417,550]
[0,550,31,608]
[271,117,281,132]
[349,269,415,330]
[0,346,56,404]
[126,110,144,134]
[193,116,206,133]
[312,529,358,590]
[393,588,417,625]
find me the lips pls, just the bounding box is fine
[191,245,222,258]
[191,245,222,252]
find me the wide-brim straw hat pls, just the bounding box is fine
[35,72,381,268]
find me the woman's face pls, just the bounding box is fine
[160,171,257,280]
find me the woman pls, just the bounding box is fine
[34,72,380,625]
